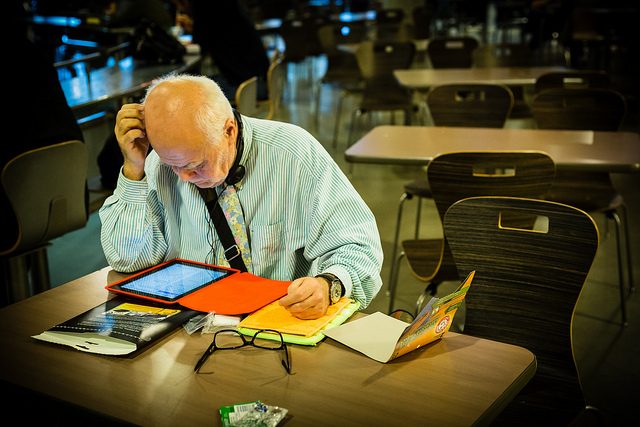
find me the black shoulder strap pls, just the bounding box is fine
[199,187,247,272]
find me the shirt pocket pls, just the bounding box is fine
[249,222,284,274]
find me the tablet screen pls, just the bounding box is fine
[109,260,235,302]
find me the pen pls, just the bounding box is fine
[194,343,215,372]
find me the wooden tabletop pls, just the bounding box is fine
[394,66,570,89]
[345,126,640,173]
[0,267,536,426]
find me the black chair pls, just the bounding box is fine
[279,16,325,81]
[315,22,368,147]
[534,70,611,93]
[473,43,535,118]
[531,87,632,326]
[426,83,514,127]
[1,141,88,305]
[346,40,417,148]
[444,196,602,425]
[387,84,514,294]
[388,151,556,314]
[411,5,433,40]
[426,36,479,69]
[374,8,408,42]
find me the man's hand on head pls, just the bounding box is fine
[115,103,149,180]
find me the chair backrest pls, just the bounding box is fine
[427,36,479,68]
[234,76,259,116]
[376,8,405,24]
[426,83,514,128]
[444,196,599,423]
[427,152,556,222]
[318,22,369,55]
[534,70,610,93]
[374,8,408,41]
[317,23,366,80]
[411,6,432,39]
[531,87,626,131]
[473,43,533,67]
[1,140,88,255]
[266,57,286,120]
[279,18,314,63]
[355,40,416,81]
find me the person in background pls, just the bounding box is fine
[104,0,174,30]
[3,3,86,252]
[177,0,271,101]
[100,74,383,319]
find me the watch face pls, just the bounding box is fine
[330,281,342,304]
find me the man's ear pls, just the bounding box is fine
[225,118,236,138]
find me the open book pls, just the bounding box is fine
[32,297,198,356]
[323,271,474,362]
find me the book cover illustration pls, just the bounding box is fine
[323,271,474,362]
[32,298,198,356]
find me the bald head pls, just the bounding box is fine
[142,74,233,152]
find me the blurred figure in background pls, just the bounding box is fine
[4,2,86,249]
[177,0,270,101]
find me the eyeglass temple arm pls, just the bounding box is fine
[194,343,216,372]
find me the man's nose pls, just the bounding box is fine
[176,168,195,181]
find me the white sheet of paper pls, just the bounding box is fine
[323,312,409,363]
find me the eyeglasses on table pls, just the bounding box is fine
[194,328,291,374]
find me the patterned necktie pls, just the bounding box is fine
[217,185,253,273]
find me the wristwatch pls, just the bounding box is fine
[316,273,344,305]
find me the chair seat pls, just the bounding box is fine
[404,177,432,198]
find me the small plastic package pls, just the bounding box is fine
[219,401,287,427]
[183,313,242,335]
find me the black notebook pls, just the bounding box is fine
[32,297,198,356]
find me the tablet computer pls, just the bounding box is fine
[106,259,239,304]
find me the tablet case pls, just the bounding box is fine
[106,259,290,315]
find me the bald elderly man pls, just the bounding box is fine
[99,74,383,319]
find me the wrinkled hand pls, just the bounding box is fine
[279,276,330,320]
[115,103,149,180]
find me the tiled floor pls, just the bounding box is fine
[48,53,638,426]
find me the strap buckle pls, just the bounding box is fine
[224,244,241,261]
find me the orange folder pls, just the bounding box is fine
[106,259,290,315]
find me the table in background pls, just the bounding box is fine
[345,125,640,173]
[394,66,570,89]
[61,53,202,118]
[0,267,535,427]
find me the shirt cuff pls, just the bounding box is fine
[113,167,149,203]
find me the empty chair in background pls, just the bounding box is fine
[387,84,514,295]
[374,7,408,42]
[346,40,417,148]
[1,141,88,306]
[426,83,514,127]
[534,70,610,93]
[473,43,535,118]
[411,5,433,40]
[388,151,556,314]
[315,22,368,146]
[426,36,479,68]
[234,76,259,116]
[531,87,632,326]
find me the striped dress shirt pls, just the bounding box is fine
[99,116,383,308]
